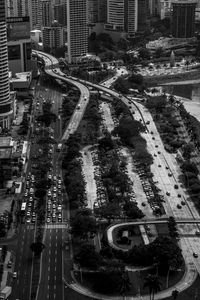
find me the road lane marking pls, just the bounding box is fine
[48,275,50,281]
[48,266,50,272]
[54,293,56,298]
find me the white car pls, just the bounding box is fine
[30,188,34,195]
[53,193,57,198]
[58,180,62,185]
[53,186,57,192]
[13,272,17,278]
[48,174,52,180]
[47,191,51,197]
[47,218,51,223]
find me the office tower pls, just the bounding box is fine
[42,25,64,50]
[160,0,172,19]
[149,0,160,16]
[67,0,88,63]
[0,0,12,129]
[87,0,99,23]
[54,3,67,26]
[138,0,150,32]
[106,0,138,37]
[172,0,197,38]
[7,16,32,74]
[98,0,107,22]
[41,0,52,27]
[30,0,42,29]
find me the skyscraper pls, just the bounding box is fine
[41,0,53,27]
[66,0,88,63]
[0,0,12,129]
[137,0,150,32]
[172,0,197,38]
[106,0,138,37]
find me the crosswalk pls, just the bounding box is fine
[26,223,69,230]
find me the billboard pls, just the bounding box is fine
[6,17,30,41]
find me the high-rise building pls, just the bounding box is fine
[66,0,88,63]
[54,3,67,26]
[0,0,12,129]
[87,0,99,23]
[106,0,138,37]
[30,0,43,30]
[41,0,52,27]
[137,0,150,32]
[42,25,64,50]
[98,0,107,23]
[6,0,30,17]
[7,16,32,74]
[172,0,197,38]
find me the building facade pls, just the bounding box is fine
[172,0,197,38]
[0,0,12,129]
[42,25,64,50]
[137,0,150,32]
[106,0,138,37]
[41,0,52,27]
[66,0,88,63]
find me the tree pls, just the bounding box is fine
[35,188,46,199]
[138,48,151,60]
[74,243,102,269]
[71,213,97,240]
[144,274,161,300]
[172,289,179,299]
[155,47,164,58]
[119,271,131,296]
[30,241,45,257]
[123,201,144,219]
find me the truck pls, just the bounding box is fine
[0,286,12,299]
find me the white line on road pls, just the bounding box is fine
[54,293,56,298]
[48,275,50,281]
[48,266,50,272]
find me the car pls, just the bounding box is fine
[26,211,31,217]
[48,174,52,180]
[30,188,34,195]
[49,149,52,154]
[177,204,182,209]
[174,184,178,189]
[47,218,51,223]
[52,217,56,223]
[158,151,161,154]
[53,187,57,192]
[52,204,56,209]
[58,190,61,195]
[168,173,172,177]
[142,202,146,207]
[166,166,169,170]
[155,145,158,148]
[158,164,161,167]
[146,121,150,125]
[53,175,57,181]
[24,192,28,197]
[32,217,36,223]
[57,185,61,190]
[7,261,12,268]
[28,203,32,207]
[13,272,17,278]
[58,179,62,185]
[193,252,198,258]
[32,212,36,217]
[29,197,33,202]
[53,193,57,198]
[166,192,170,196]
[47,191,51,197]
[181,201,186,205]
[57,205,62,211]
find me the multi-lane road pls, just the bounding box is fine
[13,50,200,300]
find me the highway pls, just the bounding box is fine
[33,50,200,298]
